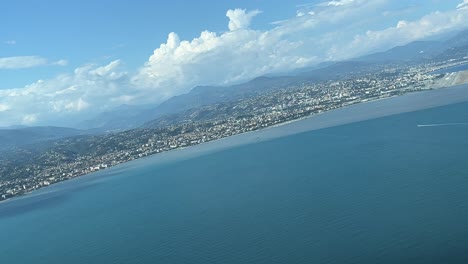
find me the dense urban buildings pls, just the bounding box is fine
[1,59,467,201]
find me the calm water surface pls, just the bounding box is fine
[1,101,468,264]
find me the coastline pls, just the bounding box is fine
[2,83,468,205]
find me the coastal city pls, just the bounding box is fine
[1,58,467,201]
[4,1,468,263]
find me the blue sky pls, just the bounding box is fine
[1,0,303,88]
[0,0,467,126]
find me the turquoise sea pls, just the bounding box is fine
[1,88,468,263]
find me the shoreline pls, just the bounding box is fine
[2,83,468,205]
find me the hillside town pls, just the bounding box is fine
[1,58,468,201]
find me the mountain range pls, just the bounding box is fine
[77,29,468,131]
[2,29,467,148]
[355,29,468,62]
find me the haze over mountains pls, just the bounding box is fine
[1,29,467,148]
[356,29,468,62]
[77,29,468,131]
[0,126,86,151]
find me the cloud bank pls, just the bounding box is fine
[0,60,128,126]
[0,0,467,127]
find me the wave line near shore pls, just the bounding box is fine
[417,123,468,127]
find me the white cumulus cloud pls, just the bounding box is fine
[226,9,262,31]
[1,1,468,127]
[0,60,130,126]
[132,25,315,102]
[132,1,403,100]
